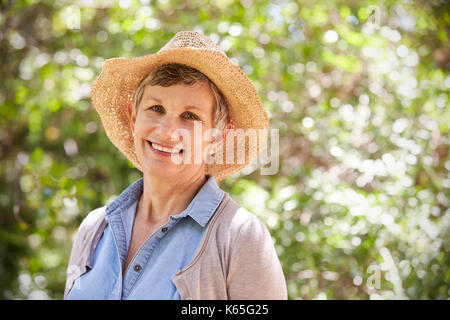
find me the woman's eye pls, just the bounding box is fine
[149,105,163,112]
[184,112,198,120]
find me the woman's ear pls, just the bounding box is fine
[127,100,136,133]
[209,119,235,154]
[219,119,235,144]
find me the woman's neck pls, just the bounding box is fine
[137,172,208,224]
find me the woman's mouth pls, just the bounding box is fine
[147,140,183,156]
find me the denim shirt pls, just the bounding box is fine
[66,174,224,300]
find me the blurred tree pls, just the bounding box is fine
[0,0,448,299]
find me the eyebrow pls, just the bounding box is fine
[142,96,203,112]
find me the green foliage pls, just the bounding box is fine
[0,0,448,300]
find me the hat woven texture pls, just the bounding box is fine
[91,31,269,182]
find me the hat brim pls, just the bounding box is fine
[91,48,269,182]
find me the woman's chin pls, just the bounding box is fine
[140,156,206,179]
[141,158,180,170]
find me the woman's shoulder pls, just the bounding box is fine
[74,206,107,241]
[213,193,271,243]
[79,206,107,228]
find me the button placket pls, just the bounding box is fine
[122,239,159,298]
[122,218,181,298]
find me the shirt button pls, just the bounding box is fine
[161,227,168,233]
[133,264,142,272]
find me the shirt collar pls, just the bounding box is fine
[105,174,224,227]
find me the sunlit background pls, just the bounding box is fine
[0,0,449,299]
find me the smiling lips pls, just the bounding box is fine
[147,140,183,154]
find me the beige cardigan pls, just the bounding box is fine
[64,192,287,300]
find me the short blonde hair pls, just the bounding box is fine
[133,63,230,131]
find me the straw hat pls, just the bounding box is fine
[91,31,269,182]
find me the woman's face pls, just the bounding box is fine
[128,82,219,179]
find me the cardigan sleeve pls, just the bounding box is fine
[64,206,107,299]
[226,216,288,300]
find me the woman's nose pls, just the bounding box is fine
[154,117,183,142]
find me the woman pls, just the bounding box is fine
[64,31,287,300]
